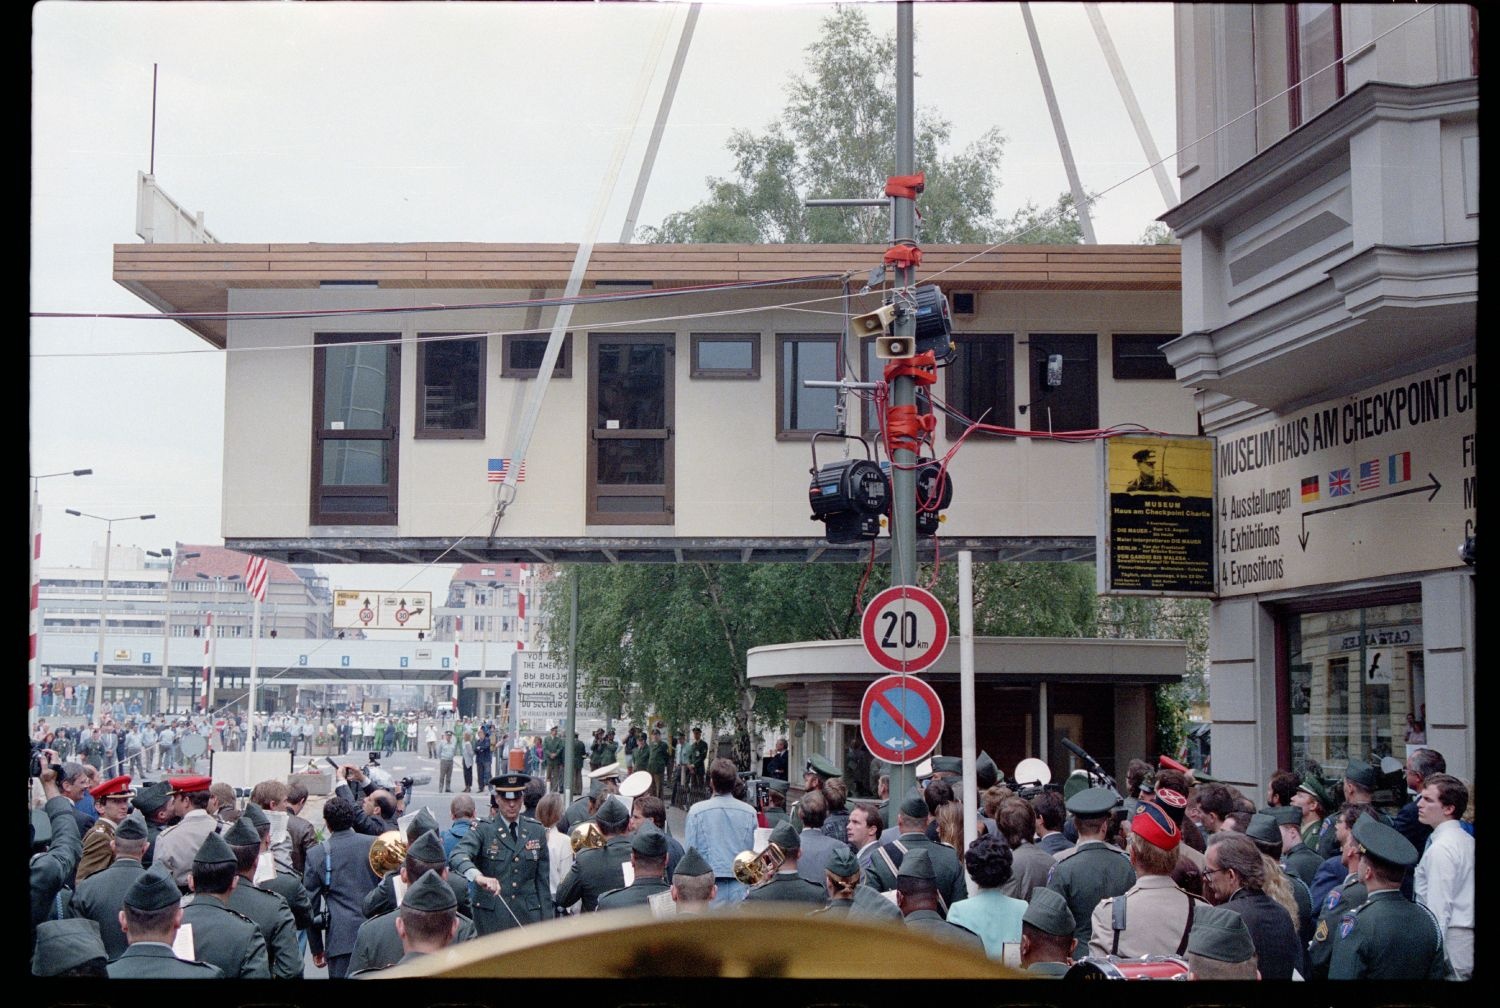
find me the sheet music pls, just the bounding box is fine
[647,889,677,918]
[621,861,635,888]
[171,922,194,960]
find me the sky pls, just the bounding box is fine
[30,0,1177,598]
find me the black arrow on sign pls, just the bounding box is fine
[1298,473,1441,551]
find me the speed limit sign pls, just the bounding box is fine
[861,585,950,673]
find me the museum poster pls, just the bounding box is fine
[1098,434,1217,596]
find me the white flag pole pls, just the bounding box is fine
[247,594,260,785]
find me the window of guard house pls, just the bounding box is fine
[777,334,839,438]
[1287,599,1423,797]
[943,334,1015,439]
[416,334,485,438]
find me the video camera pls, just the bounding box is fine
[30,741,61,780]
[737,770,766,811]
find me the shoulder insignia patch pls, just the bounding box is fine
[1325,889,1343,912]
[1314,919,1328,943]
[1338,914,1356,939]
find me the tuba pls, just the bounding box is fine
[570,819,606,853]
[369,830,408,876]
[731,842,785,886]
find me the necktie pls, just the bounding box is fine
[509,821,517,842]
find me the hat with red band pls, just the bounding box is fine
[1132,797,1181,850]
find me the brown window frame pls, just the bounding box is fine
[775,333,842,441]
[415,332,487,440]
[1111,333,1179,381]
[586,332,675,526]
[689,332,761,379]
[943,333,1016,441]
[311,332,401,526]
[1025,333,1098,433]
[501,332,573,379]
[1287,4,1346,130]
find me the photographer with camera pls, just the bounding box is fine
[330,757,400,836]
[30,754,83,957]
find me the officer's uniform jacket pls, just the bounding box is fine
[349,906,477,974]
[1282,841,1323,889]
[153,809,218,890]
[350,949,430,978]
[554,834,631,913]
[1305,873,1366,980]
[1045,840,1136,949]
[227,878,302,978]
[596,876,672,910]
[106,942,222,979]
[75,815,118,883]
[902,908,986,952]
[864,833,970,913]
[179,895,271,979]
[1327,889,1447,980]
[1087,873,1205,959]
[71,855,145,960]
[363,868,472,921]
[449,814,553,931]
[743,870,827,905]
[258,868,316,932]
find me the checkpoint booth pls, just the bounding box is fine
[746,636,1185,800]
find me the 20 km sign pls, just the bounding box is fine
[860,674,945,765]
[861,585,950,673]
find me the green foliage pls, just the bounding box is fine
[1095,593,1211,756]
[1137,221,1176,245]
[638,6,1012,245]
[998,192,1086,244]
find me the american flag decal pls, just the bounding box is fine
[245,555,268,602]
[488,458,526,483]
[1357,459,1381,491]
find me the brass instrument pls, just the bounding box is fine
[369,830,408,876]
[731,842,785,886]
[570,819,606,853]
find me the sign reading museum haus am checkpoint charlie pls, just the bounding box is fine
[1099,434,1217,596]
[1213,356,1475,597]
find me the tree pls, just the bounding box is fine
[639,6,1012,245]
[1096,594,1210,757]
[1137,221,1176,245]
[997,192,1086,245]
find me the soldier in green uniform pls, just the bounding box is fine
[864,791,969,913]
[448,772,553,933]
[556,793,633,912]
[688,727,709,791]
[644,728,671,799]
[895,848,985,952]
[1019,888,1077,976]
[71,813,149,960]
[350,831,479,973]
[762,778,792,829]
[1184,904,1259,979]
[588,729,606,771]
[222,817,302,978]
[669,846,718,912]
[349,870,461,978]
[1327,817,1447,980]
[179,830,270,978]
[31,918,109,977]
[811,845,903,923]
[791,753,841,831]
[1044,786,1135,951]
[107,869,223,978]
[597,823,673,910]
[1269,803,1323,888]
[744,820,827,906]
[598,729,620,768]
[1305,815,1368,980]
[542,725,565,792]
[129,781,173,869]
[570,732,587,794]
[238,802,317,939]
[1293,775,1335,856]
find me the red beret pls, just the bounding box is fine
[166,775,212,795]
[89,775,136,801]
[1132,798,1181,851]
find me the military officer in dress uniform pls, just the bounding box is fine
[1088,796,1205,959]
[71,813,150,961]
[106,869,223,979]
[791,753,840,830]
[349,870,460,978]
[1044,786,1135,952]
[152,776,217,891]
[556,791,633,912]
[350,831,479,974]
[1327,817,1447,980]
[743,820,827,906]
[76,775,136,883]
[597,823,673,910]
[130,781,173,869]
[222,817,302,978]
[31,918,109,978]
[864,791,969,913]
[1020,888,1078,976]
[1304,808,1370,980]
[178,830,269,978]
[895,848,985,952]
[449,772,553,933]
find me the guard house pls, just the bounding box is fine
[114,242,1193,565]
[749,637,1186,797]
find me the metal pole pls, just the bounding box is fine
[619,3,701,243]
[1083,2,1177,211]
[93,522,112,724]
[246,594,260,782]
[887,0,918,808]
[563,569,580,803]
[29,485,42,724]
[959,551,978,858]
[1020,3,1098,243]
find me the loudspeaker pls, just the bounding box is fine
[851,304,896,337]
[875,334,915,359]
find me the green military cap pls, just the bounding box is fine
[594,795,629,829]
[1262,805,1301,827]
[805,753,840,779]
[1353,815,1420,869]
[930,755,963,777]
[675,846,712,877]
[1066,786,1120,818]
[899,790,929,820]
[406,807,440,841]
[131,780,171,816]
[826,846,859,877]
[631,823,668,858]
[769,819,800,851]
[1023,887,1076,937]
[1187,904,1256,962]
[1245,813,1280,847]
[115,813,149,842]
[403,869,458,912]
[222,816,261,847]
[1343,759,1379,792]
[762,777,790,795]
[31,918,108,977]
[124,869,182,911]
[407,829,446,865]
[240,801,270,830]
[897,847,936,881]
[1296,775,1333,810]
[975,751,999,790]
[491,772,531,798]
[193,829,237,867]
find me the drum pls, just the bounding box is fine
[1065,955,1190,979]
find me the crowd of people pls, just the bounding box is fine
[29,732,1472,982]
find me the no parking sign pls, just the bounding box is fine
[860,674,944,765]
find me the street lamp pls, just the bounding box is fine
[196,571,240,713]
[147,548,199,714]
[66,508,155,723]
[29,468,92,720]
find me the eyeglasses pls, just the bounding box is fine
[1201,867,1226,878]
